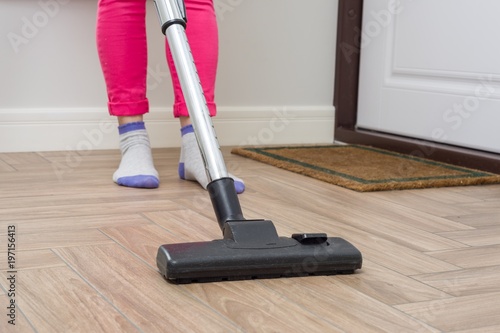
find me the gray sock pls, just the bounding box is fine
[178,125,245,193]
[113,122,159,189]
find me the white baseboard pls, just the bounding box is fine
[0,106,335,153]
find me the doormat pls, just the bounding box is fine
[231,145,500,192]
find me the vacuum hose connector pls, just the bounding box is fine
[208,178,245,231]
[153,0,187,35]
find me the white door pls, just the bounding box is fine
[357,0,500,154]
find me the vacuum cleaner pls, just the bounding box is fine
[153,0,362,283]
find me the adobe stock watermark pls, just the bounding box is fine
[423,75,495,154]
[395,75,497,176]
[214,0,245,21]
[52,119,114,181]
[147,63,170,91]
[401,275,464,331]
[226,106,296,184]
[239,106,296,146]
[435,75,496,141]
[340,0,407,64]
[7,0,72,54]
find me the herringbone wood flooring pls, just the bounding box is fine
[0,148,499,332]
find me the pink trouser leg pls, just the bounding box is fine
[166,0,218,118]
[96,0,218,118]
[96,0,149,117]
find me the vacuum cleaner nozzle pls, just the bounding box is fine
[157,227,362,283]
[157,179,362,284]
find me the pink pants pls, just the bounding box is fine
[96,0,218,118]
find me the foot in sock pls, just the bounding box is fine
[113,122,159,189]
[178,125,245,193]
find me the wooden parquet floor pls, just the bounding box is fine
[0,147,499,332]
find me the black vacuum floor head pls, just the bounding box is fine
[157,233,362,284]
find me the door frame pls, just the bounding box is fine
[333,0,500,173]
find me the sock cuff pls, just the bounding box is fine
[180,124,194,136]
[118,121,146,135]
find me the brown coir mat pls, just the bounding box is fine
[231,145,500,192]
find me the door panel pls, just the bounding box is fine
[357,0,500,153]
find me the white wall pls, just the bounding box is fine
[0,0,338,152]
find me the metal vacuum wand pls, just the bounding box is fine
[153,0,228,182]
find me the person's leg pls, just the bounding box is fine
[166,0,245,193]
[97,0,159,188]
